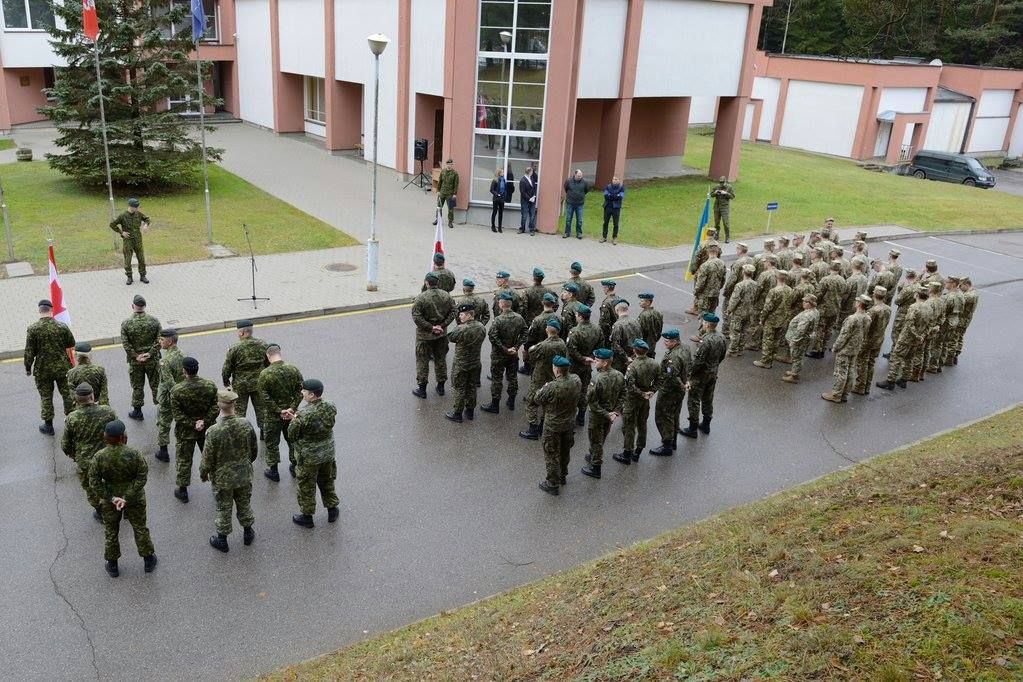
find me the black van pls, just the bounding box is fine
[908,151,996,188]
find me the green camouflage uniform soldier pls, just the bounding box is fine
[752,239,776,279]
[782,295,820,383]
[822,296,869,403]
[520,268,554,330]
[938,277,965,366]
[711,178,735,241]
[66,342,108,411]
[649,330,691,457]
[121,295,160,420]
[559,283,583,339]
[412,272,456,398]
[749,255,779,348]
[721,243,753,338]
[110,197,150,284]
[686,230,721,312]
[169,357,219,502]
[444,304,487,422]
[952,277,979,364]
[482,292,527,414]
[809,246,830,283]
[852,289,891,395]
[885,249,903,289]
[155,329,185,462]
[597,280,618,346]
[910,284,941,382]
[786,270,818,350]
[680,314,727,438]
[581,348,625,479]
[457,279,491,328]
[62,383,118,517]
[920,259,943,288]
[776,236,794,271]
[201,390,258,552]
[726,265,758,356]
[222,320,269,432]
[519,293,558,382]
[519,318,567,440]
[810,262,846,357]
[536,356,582,495]
[88,419,157,577]
[613,339,662,464]
[433,159,459,229]
[754,271,793,369]
[491,271,523,318]
[609,300,642,374]
[878,290,929,390]
[25,299,76,434]
[869,260,898,303]
[636,293,664,358]
[258,344,304,481]
[421,252,456,293]
[887,270,920,353]
[923,282,947,374]
[289,379,340,528]
[567,261,596,307]
[566,305,601,425]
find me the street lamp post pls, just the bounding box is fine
[499,30,512,146]
[366,33,390,292]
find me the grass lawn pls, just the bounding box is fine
[0,161,356,274]
[592,129,1023,248]
[266,406,1023,681]
[0,138,15,151]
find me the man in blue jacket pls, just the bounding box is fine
[601,176,625,244]
[518,165,538,235]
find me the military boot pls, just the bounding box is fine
[649,441,674,456]
[581,463,601,479]
[140,275,150,284]
[444,410,463,423]
[327,507,340,523]
[612,450,633,465]
[155,445,170,462]
[782,373,799,384]
[289,463,296,478]
[243,526,255,545]
[292,514,315,528]
[127,407,144,421]
[680,419,699,438]
[143,554,158,573]
[753,359,772,369]
[209,534,229,553]
[105,560,119,578]
[518,364,533,375]
[518,423,540,440]
[895,378,908,389]
[174,486,189,503]
[125,276,133,285]
[820,391,843,403]
[464,408,474,421]
[538,480,559,495]
[632,449,642,462]
[436,382,446,396]
[264,465,280,482]
[480,400,500,414]
[92,507,102,522]
[506,395,516,411]
[698,417,711,434]
[412,383,428,399]
[38,420,54,435]
[876,380,895,391]
[575,408,585,426]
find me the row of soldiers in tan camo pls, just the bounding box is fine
[25,302,340,577]
[412,259,726,496]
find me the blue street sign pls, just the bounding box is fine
[766,202,779,211]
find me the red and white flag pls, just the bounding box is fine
[48,242,74,366]
[82,0,99,41]
[432,216,445,264]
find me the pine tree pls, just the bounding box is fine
[40,0,223,189]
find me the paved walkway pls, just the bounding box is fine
[0,123,915,355]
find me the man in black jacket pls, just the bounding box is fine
[563,169,591,239]
[519,165,538,235]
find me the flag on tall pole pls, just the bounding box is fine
[83,0,118,248]
[432,214,445,265]
[684,194,712,282]
[192,0,215,244]
[82,0,99,41]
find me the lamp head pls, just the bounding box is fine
[499,30,512,45]
[367,33,390,56]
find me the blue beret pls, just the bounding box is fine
[576,304,591,316]
[614,299,629,307]
[702,313,720,323]
[661,329,680,340]
[638,292,654,300]
[570,261,583,273]
[546,317,562,330]
[532,267,544,278]
[75,342,92,353]
[425,272,440,283]
[563,282,579,293]
[302,378,324,394]
[433,252,446,263]
[631,338,650,350]
[552,355,571,367]
[498,291,514,301]
[104,419,126,437]
[462,278,475,287]
[600,279,616,287]
[127,198,140,207]
[496,270,510,278]
[542,292,558,304]
[593,348,613,360]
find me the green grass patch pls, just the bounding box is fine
[590,129,1023,247]
[266,406,1023,681]
[0,138,15,151]
[0,161,356,273]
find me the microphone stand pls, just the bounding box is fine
[237,223,269,309]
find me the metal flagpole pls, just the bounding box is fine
[195,59,214,243]
[0,175,14,261]
[92,41,118,251]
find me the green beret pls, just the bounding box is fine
[217,389,238,404]
[127,198,140,207]
[542,292,557,304]
[498,291,514,301]
[546,317,562,330]
[236,319,253,329]
[661,329,680,340]
[182,356,199,373]
[132,294,146,307]
[532,267,544,278]
[425,272,440,283]
[638,292,654,300]
[631,338,649,350]
[614,299,630,307]
[576,304,591,316]
[74,342,92,353]
[457,302,475,313]
[496,270,510,278]
[266,343,281,353]
[600,279,616,287]
[302,378,324,394]
[462,278,475,288]
[702,313,720,324]
[563,282,579,293]
[570,261,582,273]
[593,348,613,360]
[38,299,53,309]
[75,382,94,397]
[552,355,571,367]
[433,252,446,263]
[160,328,178,338]
[104,419,126,437]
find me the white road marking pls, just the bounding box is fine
[635,272,694,296]
[883,240,1016,278]
[929,235,1023,262]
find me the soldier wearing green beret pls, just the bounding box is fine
[681,314,727,438]
[62,383,118,518]
[567,262,595,307]
[482,291,526,414]
[566,303,601,426]
[66,341,109,412]
[421,252,456,293]
[613,339,661,465]
[433,159,459,229]
[412,272,456,399]
[636,292,663,359]
[537,355,582,495]
[201,390,258,552]
[581,348,625,479]
[222,320,270,436]
[518,292,558,379]
[597,280,618,346]
[155,329,184,462]
[445,303,487,422]
[491,271,522,318]
[288,379,340,528]
[559,283,582,339]
[169,357,219,502]
[257,344,304,481]
[608,300,642,374]
[120,295,161,421]
[521,267,555,331]
[25,299,76,434]
[456,279,490,328]
[650,330,691,457]
[110,197,151,285]
[519,317,567,440]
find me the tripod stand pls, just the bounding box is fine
[404,157,432,191]
[237,223,270,309]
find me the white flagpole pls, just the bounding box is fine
[92,40,118,251]
[195,58,213,243]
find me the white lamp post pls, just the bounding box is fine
[366,33,390,292]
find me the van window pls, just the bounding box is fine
[966,158,986,172]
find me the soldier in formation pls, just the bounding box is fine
[155,329,184,462]
[519,317,566,440]
[782,294,819,384]
[67,342,108,408]
[536,355,581,496]
[457,279,490,327]
[25,298,76,434]
[852,287,891,395]
[201,390,258,552]
[445,303,487,423]
[636,293,663,357]
[649,329,690,457]
[567,261,596,307]
[121,295,161,420]
[288,379,340,528]
[681,314,726,438]
[169,357,219,503]
[258,343,304,480]
[412,272,455,399]
[566,304,601,425]
[222,320,269,436]
[609,300,641,374]
[61,383,118,520]
[482,291,526,414]
[580,348,624,479]
[612,339,660,465]
[423,252,456,293]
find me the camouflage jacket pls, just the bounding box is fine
[88,445,148,503]
[61,403,118,463]
[559,299,582,339]
[690,331,727,379]
[726,279,758,319]
[199,414,258,489]
[288,399,337,466]
[528,336,568,385]
[785,308,820,345]
[900,302,929,343]
[598,294,617,340]
[566,321,602,372]
[609,318,642,365]
[961,289,979,326]
[448,320,486,368]
[723,256,753,298]
[110,210,149,239]
[809,260,830,283]
[438,168,459,196]
[927,295,946,332]
[626,356,662,395]
[658,344,691,396]
[491,286,522,318]
[761,284,794,327]
[521,284,555,325]
[790,282,817,318]
[690,238,720,274]
[170,376,219,436]
[832,312,865,356]
[489,311,527,353]
[942,290,964,328]
[816,274,846,315]
[67,362,108,405]
[568,276,596,307]
[258,361,304,417]
[412,288,456,341]
[871,270,898,302]
[120,313,161,364]
[755,270,779,307]
[637,308,664,351]
[863,303,892,348]
[587,368,626,418]
[524,310,556,349]
[158,345,185,390]
[222,337,270,389]
[24,317,75,378]
[421,267,456,294]
[535,373,582,433]
[694,259,726,300]
[893,283,920,320]
[456,293,491,327]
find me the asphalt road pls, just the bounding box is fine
[991,168,1023,197]
[3,233,1022,681]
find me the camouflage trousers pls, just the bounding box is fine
[727,315,752,355]
[687,375,717,422]
[587,412,613,467]
[296,459,339,515]
[912,333,935,377]
[622,394,651,452]
[525,375,548,424]
[437,194,455,227]
[952,322,972,359]
[925,331,944,371]
[451,363,482,412]
[831,353,857,398]
[128,359,160,408]
[232,377,264,430]
[854,344,882,392]
[174,430,206,487]
[749,305,765,347]
[760,323,785,364]
[886,337,919,383]
[122,237,146,277]
[696,295,719,317]
[35,373,72,421]
[713,205,731,240]
[415,337,449,385]
[156,383,174,447]
[572,367,591,412]
[213,483,254,536]
[814,313,839,353]
[263,415,293,467]
[654,391,684,443]
[100,498,154,561]
[542,427,574,486]
[937,324,958,365]
[788,339,812,377]
[890,311,909,348]
[490,354,518,401]
[76,457,102,509]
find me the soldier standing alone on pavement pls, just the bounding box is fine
[288,379,340,528]
[422,252,456,293]
[257,344,304,481]
[433,159,459,228]
[613,339,661,465]
[649,329,691,457]
[636,293,664,358]
[25,298,76,435]
[222,320,270,436]
[482,291,526,414]
[519,317,567,440]
[566,304,601,425]
[66,342,108,410]
[62,383,118,520]
[581,348,625,480]
[536,356,582,495]
[154,329,184,462]
[88,419,157,578]
[121,295,160,421]
[169,357,219,503]
[201,390,258,553]
[712,177,735,242]
[680,314,727,438]
[412,272,456,399]
[445,303,487,423]
[110,198,151,285]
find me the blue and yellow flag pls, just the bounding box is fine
[684,195,711,282]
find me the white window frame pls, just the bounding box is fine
[156,0,219,42]
[2,0,55,31]
[304,76,326,124]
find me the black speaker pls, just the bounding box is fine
[414,138,428,161]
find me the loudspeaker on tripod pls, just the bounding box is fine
[414,138,428,161]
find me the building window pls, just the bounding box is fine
[471,0,551,207]
[304,77,326,124]
[3,0,54,29]
[154,0,218,42]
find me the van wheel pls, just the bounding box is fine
[963,177,976,187]
[913,170,926,179]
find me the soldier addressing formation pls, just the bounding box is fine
[110,197,151,285]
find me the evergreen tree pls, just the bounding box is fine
[41,0,222,189]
